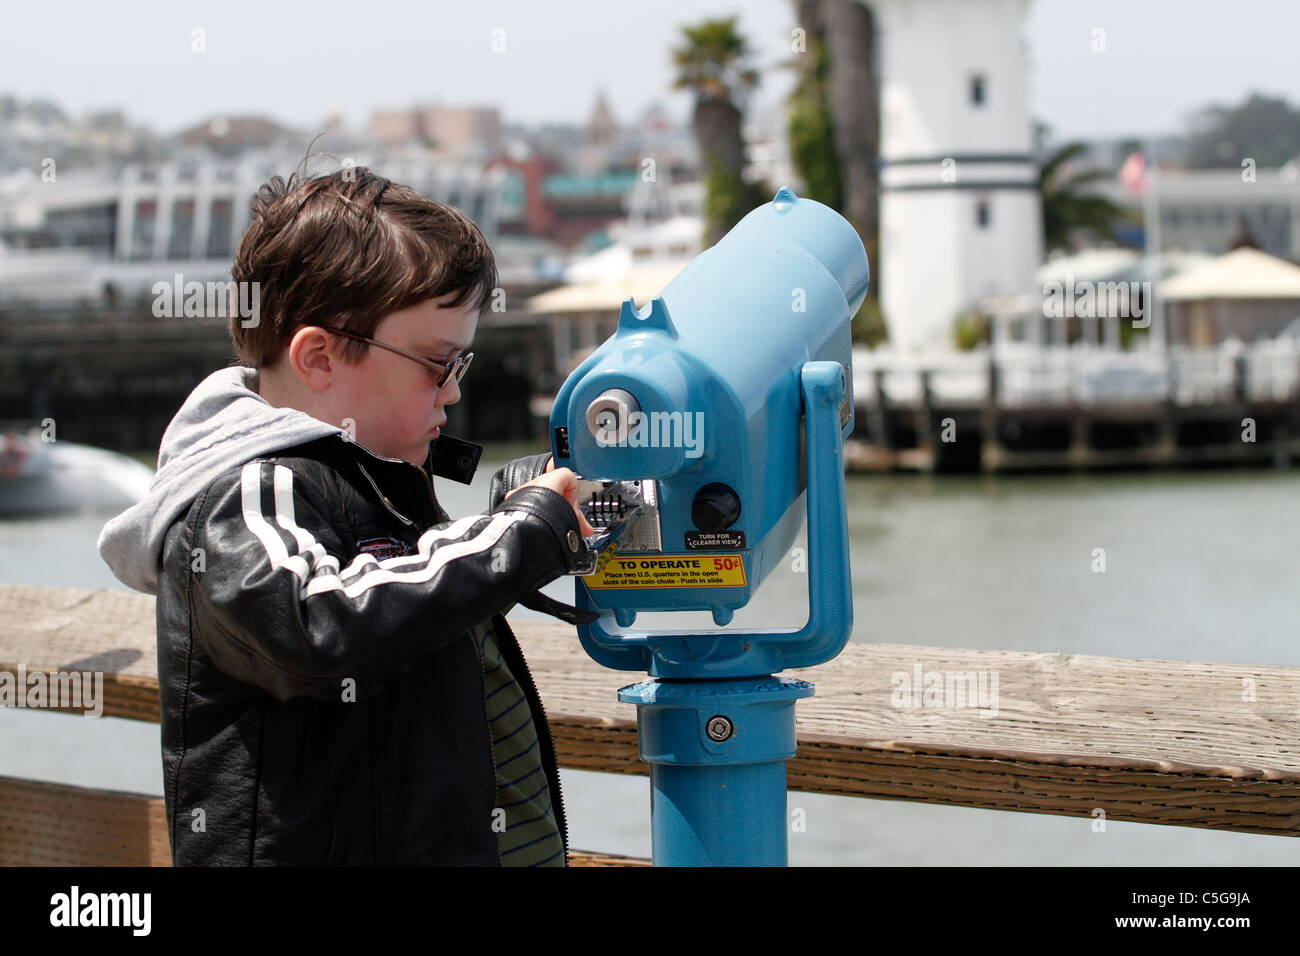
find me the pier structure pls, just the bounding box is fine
[0,297,553,449]
[852,342,1300,472]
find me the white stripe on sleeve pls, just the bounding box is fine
[241,462,529,601]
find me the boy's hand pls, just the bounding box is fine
[509,467,595,537]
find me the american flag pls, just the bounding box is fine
[1119,151,1147,197]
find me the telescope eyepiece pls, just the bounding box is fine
[585,388,640,446]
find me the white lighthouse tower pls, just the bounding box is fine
[869,0,1043,352]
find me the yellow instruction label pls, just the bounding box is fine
[583,553,747,589]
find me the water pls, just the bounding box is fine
[2,449,1297,864]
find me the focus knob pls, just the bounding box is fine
[691,483,741,532]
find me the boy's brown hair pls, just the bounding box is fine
[229,165,498,368]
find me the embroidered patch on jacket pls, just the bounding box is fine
[357,536,409,561]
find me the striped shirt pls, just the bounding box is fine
[472,619,565,867]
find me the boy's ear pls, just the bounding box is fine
[288,327,339,391]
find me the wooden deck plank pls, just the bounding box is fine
[3,584,1298,835]
[0,776,645,866]
[0,776,170,866]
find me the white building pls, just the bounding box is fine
[869,0,1043,352]
[1091,166,1300,259]
[527,179,703,375]
[0,155,502,304]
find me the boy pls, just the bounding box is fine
[97,167,594,866]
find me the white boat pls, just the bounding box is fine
[0,427,154,516]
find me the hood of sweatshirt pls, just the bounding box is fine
[97,365,345,594]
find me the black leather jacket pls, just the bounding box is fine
[154,435,580,865]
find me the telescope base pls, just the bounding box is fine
[618,675,813,867]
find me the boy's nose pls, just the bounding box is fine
[438,374,462,405]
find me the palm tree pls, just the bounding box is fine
[819,0,878,262]
[785,0,885,345]
[671,18,763,247]
[785,0,841,210]
[1039,141,1137,253]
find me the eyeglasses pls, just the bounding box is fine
[322,327,473,387]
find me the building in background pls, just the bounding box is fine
[488,94,696,250]
[870,0,1043,353]
[1162,246,1300,346]
[1090,166,1300,259]
[0,89,708,440]
[743,100,798,197]
[370,103,503,161]
[175,115,304,157]
[526,178,702,382]
[0,145,503,303]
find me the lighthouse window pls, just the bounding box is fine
[970,74,986,106]
[976,199,991,229]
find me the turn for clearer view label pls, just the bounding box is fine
[583,553,747,588]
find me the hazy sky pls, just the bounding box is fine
[0,0,1297,141]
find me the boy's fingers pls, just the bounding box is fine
[500,466,596,547]
[547,467,581,497]
[535,468,594,538]
[513,469,593,534]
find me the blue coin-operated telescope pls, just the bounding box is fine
[549,186,867,866]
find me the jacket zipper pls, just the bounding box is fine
[354,459,419,531]
[342,437,441,528]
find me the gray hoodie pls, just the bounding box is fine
[97,365,344,595]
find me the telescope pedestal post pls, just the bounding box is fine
[618,675,813,866]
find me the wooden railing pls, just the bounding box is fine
[1,584,1297,865]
